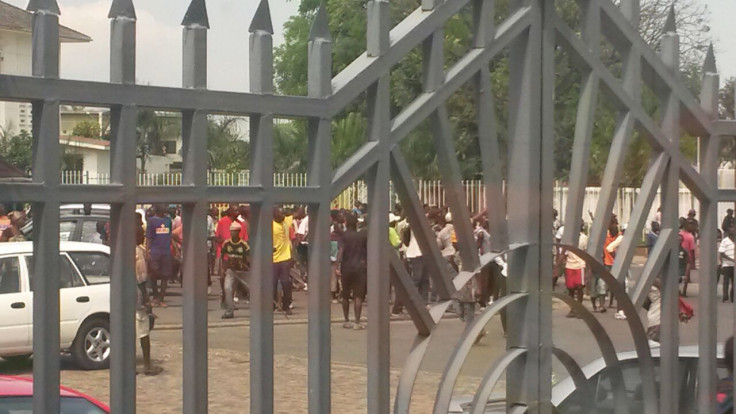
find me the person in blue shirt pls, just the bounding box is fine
[646,221,660,257]
[146,203,173,307]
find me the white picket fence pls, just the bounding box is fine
[60,170,736,222]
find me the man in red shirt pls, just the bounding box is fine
[679,217,697,296]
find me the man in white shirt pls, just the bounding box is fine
[295,207,309,288]
[405,223,429,303]
[720,225,735,302]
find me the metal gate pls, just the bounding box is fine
[1,0,734,412]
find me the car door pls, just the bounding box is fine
[0,256,31,353]
[67,251,110,319]
[25,254,90,347]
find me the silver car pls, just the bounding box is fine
[449,345,726,413]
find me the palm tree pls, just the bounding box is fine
[136,110,180,173]
[207,117,250,181]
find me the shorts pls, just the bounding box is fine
[565,268,583,289]
[149,254,173,280]
[341,266,366,300]
[136,310,150,339]
[591,275,608,298]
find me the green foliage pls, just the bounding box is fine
[719,77,736,161]
[274,0,714,184]
[71,120,101,139]
[273,121,308,173]
[331,112,366,169]
[136,110,181,173]
[207,117,250,173]
[720,77,735,120]
[0,129,33,172]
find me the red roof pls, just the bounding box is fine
[61,136,111,147]
[0,156,27,178]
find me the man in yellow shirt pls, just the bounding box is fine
[273,206,293,314]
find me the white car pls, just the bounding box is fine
[0,242,111,370]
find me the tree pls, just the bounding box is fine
[274,0,714,184]
[207,117,250,174]
[720,77,735,120]
[719,77,735,163]
[0,128,33,172]
[273,121,308,173]
[71,120,101,138]
[136,110,181,174]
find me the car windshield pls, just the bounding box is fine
[0,396,107,413]
[556,357,697,413]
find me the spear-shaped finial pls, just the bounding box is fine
[181,0,209,29]
[108,0,136,19]
[703,43,717,74]
[249,0,273,34]
[664,4,676,33]
[309,2,331,42]
[26,0,60,15]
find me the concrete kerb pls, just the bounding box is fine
[155,313,460,331]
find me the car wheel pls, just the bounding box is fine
[2,354,32,363]
[72,317,110,370]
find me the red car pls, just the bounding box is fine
[0,375,109,413]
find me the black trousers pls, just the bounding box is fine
[723,266,734,302]
[273,260,293,308]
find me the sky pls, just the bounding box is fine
[5,0,736,89]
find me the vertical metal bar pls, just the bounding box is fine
[31,100,61,414]
[29,3,61,412]
[506,0,549,410]
[249,2,275,411]
[537,0,555,411]
[475,67,508,250]
[562,0,599,248]
[108,3,138,412]
[505,0,554,411]
[697,53,720,413]
[108,0,136,85]
[658,16,680,414]
[366,2,390,411]
[307,5,332,411]
[181,4,209,412]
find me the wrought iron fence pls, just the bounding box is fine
[2,0,736,413]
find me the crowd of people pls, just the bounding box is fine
[4,200,736,391]
[552,207,703,342]
[137,200,509,337]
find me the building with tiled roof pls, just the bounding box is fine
[0,1,91,134]
[0,1,92,43]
